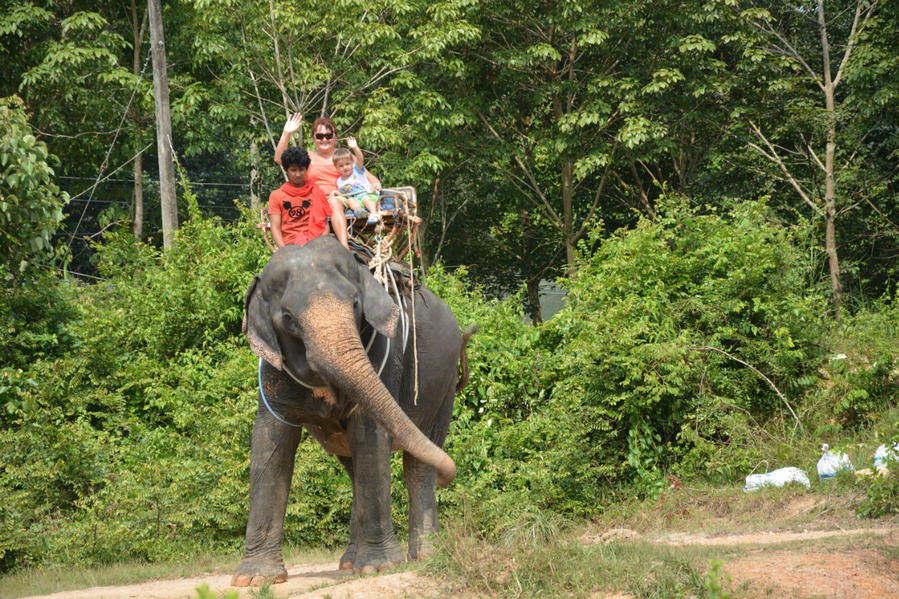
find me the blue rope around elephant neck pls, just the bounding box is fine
[258,358,302,428]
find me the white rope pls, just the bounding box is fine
[402,192,420,406]
[387,266,409,349]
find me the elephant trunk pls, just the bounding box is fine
[301,310,456,487]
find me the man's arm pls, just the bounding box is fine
[269,212,285,248]
[274,112,302,165]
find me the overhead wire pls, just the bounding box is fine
[68,47,153,248]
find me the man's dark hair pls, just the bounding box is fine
[281,146,311,170]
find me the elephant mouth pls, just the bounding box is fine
[276,329,329,390]
[281,358,329,390]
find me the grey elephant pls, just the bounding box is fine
[232,236,475,585]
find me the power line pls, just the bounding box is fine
[59,175,250,187]
[68,47,153,247]
[65,197,244,210]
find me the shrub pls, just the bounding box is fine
[446,198,832,517]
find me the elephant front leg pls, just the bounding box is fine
[346,410,405,573]
[232,405,302,587]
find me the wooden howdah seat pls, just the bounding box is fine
[258,186,422,286]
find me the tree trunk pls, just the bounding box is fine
[148,0,178,249]
[133,153,143,239]
[526,278,542,325]
[249,132,260,212]
[818,0,843,317]
[562,159,576,273]
[131,0,146,240]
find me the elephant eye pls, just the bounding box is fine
[280,311,300,334]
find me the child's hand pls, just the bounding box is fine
[347,136,358,149]
[283,112,302,135]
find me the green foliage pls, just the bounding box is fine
[856,466,899,518]
[0,208,270,571]
[818,296,899,427]
[194,582,239,599]
[0,267,79,371]
[437,199,835,523]
[0,95,68,275]
[546,199,829,492]
[702,559,733,599]
[856,420,899,518]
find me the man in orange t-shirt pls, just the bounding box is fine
[268,147,348,249]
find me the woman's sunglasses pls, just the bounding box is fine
[314,132,335,140]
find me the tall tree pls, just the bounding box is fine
[444,0,745,283]
[739,0,884,315]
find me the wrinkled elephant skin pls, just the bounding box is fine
[232,236,474,585]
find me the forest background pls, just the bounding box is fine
[1,0,898,574]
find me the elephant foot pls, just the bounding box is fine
[351,538,405,574]
[231,558,288,587]
[339,544,355,571]
[230,572,287,587]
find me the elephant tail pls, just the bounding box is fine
[456,324,478,393]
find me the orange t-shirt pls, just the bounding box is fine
[268,181,331,246]
[307,151,339,195]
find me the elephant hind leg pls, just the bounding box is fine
[404,451,439,560]
[405,392,453,560]
[337,455,357,571]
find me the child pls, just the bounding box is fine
[268,146,348,249]
[333,137,381,224]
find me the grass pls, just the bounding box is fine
[427,510,737,598]
[425,481,899,599]
[593,476,872,536]
[0,545,338,599]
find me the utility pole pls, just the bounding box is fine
[148,0,177,249]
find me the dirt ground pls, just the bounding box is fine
[21,527,898,599]
[19,495,899,599]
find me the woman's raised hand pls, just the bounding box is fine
[283,112,302,135]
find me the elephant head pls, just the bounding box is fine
[242,236,456,487]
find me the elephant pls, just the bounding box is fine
[232,235,475,585]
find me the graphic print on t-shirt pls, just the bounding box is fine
[283,199,312,222]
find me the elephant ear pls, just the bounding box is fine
[358,262,400,338]
[243,274,283,370]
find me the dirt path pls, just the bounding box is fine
[19,562,442,599]
[20,526,899,599]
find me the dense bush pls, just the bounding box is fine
[3,198,897,570]
[440,199,836,521]
[1,209,270,569]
